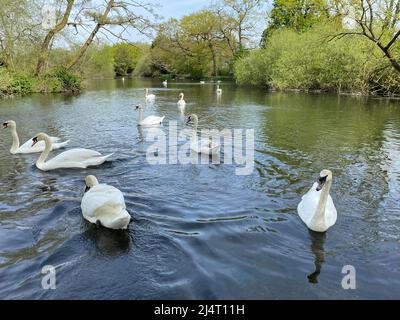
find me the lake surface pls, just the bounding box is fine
[0,78,399,299]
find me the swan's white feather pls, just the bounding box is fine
[40,149,113,171]
[297,182,337,231]
[141,115,164,126]
[191,138,220,155]
[81,184,130,230]
[17,136,68,154]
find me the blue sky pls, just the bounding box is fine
[151,0,208,20]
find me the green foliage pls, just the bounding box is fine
[112,43,142,76]
[261,0,330,46]
[235,23,400,95]
[10,73,33,95]
[138,11,236,79]
[53,67,82,92]
[0,68,12,96]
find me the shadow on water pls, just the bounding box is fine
[82,222,131,257]
[307,230,326,284]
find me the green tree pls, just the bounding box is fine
[261,0,330,45]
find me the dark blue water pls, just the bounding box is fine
[0,78,399,299]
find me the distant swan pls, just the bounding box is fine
[186,114,220,155]
[81,175,131,230]
[145,88,155,102]
[216,83,222,95]
[134,105,165,126]
[32,133,113,171]
[177,92,186,107]
[297,170,337,232]
[200,81,205,84]
[3,120,69,154]
[162,80,168,87]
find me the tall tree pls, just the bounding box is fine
[180,10,228,76]
[0,0,38,70]
[214,0,263,51]
[332,0,400,73]
[261,0,330,45]
[36,0,75,75]
[67,0,153,70]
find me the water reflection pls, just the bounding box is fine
[307,231,326,284]
[1,79,400,299]
[83,223,131,257]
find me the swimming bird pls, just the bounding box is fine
[3,120,69,154]
[186,114,220,155]
[81,175,131,230]
[216,83,222,95]
[32,133,112,171]
[297,170,337,232]
[177,93,186,107]
[134,105,165,126]
[162,80,168,87]
[145,88,156,102]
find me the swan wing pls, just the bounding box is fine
[18,136,64,153]
[81,184,130,229]
[297,182,319,226]
[142,115,164,125]
[325,195,337,228]
[51,148,102,162]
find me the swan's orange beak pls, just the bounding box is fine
[32,137,38,147]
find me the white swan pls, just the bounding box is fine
[216,84,222,95]
[145,88,156,102]
[162,80,168,87]
[200,81,205,84]
[297,170,337,232]
[81,175,131,230]
[3,120,69,154]
[186,114,220,155]
[32,133,113,171]
[134,105,165,126]
[177,92,186,107]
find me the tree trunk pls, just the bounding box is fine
[67,0,114,71]
[36,0,75,75]
[209,43,218,76]
[377,43,400,73]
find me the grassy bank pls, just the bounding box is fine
[0,67,82,98]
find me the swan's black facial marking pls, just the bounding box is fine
[85,186,90,193]
[3,122,8,129]
[32,136,38,146]
[316,175,328,191]
[186,116,192,124]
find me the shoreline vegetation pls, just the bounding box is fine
[2,1,400,99]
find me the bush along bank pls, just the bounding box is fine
[0,67,82,98]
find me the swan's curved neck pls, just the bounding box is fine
[180,94,184,101]
[10,126,20,154]
[191,119,198,140]
[137,108,143,125]
[311,180,332,226]
[37,136,52,168]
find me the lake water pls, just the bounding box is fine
[0,78,399,299]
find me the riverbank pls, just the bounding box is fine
[0,67,82,98]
